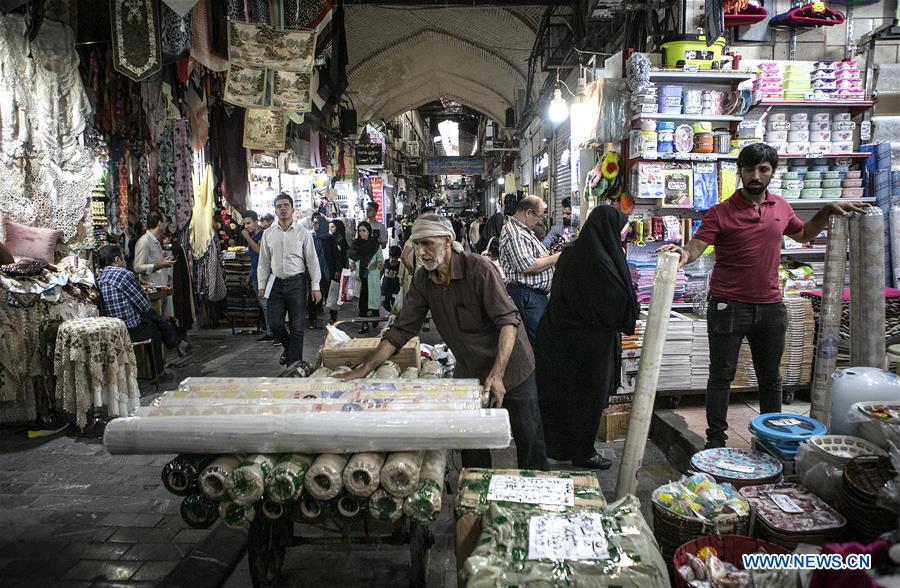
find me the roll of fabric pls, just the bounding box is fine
[372,361,401,379]
[400,367,420,379]
[859,208,887,369]
[180,493,219,529]
[892,205,900,288]
[403,450,446,522]
[304,454,349,500]
[260,498,285,520]
[198,455,241,500]
[381,451,425,498]
[369,488,404,522]
[330,366,352,376]
[308,367,333,379]
[297,495,327,521]
[849,214,863,365]
[219,500,255,528]
[336,493,363,518]
[161,455,210,496]
[419,359,442,379]
[342,452,385,497]
[266,453,315,503]
[226,454,276,505]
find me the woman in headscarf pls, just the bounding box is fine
[328,219,350,324]
[349,221,383,333]
[475,212,505,257]
[308,213,337,329]
[535,205,638,470]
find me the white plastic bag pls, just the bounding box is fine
[325,280,341,309]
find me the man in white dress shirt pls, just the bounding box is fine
[257,193,322,365]
[133,211,175,289]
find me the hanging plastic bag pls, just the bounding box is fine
[326,280,341,309]
[338,269,355,304]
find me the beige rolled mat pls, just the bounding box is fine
[336,493,364,518]
[308,367,333,379]
[261,497,285,520]
[369,488,404,522]
[419,359,442,379]
[372,361,401,379]
[304,453,349,500]
[400,367,420,379]
[198,456,241,501]
[297,495,327,521]
[266,453,315,503]
[226,454,276,506]
[219,500,256,528]
[403,450,446,522]
[342,452,386,497]
[381,451,425,498]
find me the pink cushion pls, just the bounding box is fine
[3,220,61,264]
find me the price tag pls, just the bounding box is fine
[528,513,610,561]
[861,120,872,141]
[769,417,802,427]
[223,251,237,260]
[835,157,852,166]
[487,476,575,507]
[804,92,821,101]
[715,460,755,474]
[770,494,805,513]
[695,154,716,162]
[641,104,658,113]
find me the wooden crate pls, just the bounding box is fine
[597,410,630,442]
[320,336,421,370]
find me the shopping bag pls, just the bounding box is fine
[339,269,352,304]
[346,274,361,300]
[325,280,341,309]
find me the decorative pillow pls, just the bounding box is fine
[3,220,62,264]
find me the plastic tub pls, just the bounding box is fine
[844,170,861,179]
[783,189,802,200]
[842,178,863,188]
[801,188,823,199]
[843,187,865,198]
[788,131,810,142]
[784,179,805,190]
[812,113,832,122]
[804,171,823,180]
[823,188,843,199]
[788,142,810,154]
[834,112,852,122]
[822,178,841,188]
[661,35,726,69]
[768,112,788,122]
[810,130,832,142]
[791,121,810,131]
[766,131,789,143]
[769,121,791,132]
[804,179,822,188]
[832,141,854,154]
[790,112,809,122]
[824,170,841,179]
[782,171,800,180]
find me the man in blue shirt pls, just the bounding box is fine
[242,210,274,342]
[96,244,191,371]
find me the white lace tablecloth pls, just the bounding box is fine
[53,317,140,428]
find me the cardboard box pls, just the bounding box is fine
[319,336,421,370]
[454,468,606,572]
[598,410,631,442]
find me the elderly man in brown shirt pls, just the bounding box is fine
[339,214,549,470]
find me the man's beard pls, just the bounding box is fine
[744,182,766,195]
[422,260,439,271]
[563,217,571,227]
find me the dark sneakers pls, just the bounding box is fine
[572,454,613,470]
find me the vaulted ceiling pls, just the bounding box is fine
[345,5,546,126]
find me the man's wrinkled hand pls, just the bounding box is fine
[484,371,506,408]
[336,366,370,381]
[658,244,688,268]
[828,202,869,216]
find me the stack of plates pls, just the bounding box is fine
[807,435,886,465]
[740,483,846,549]
[842,456,898,542]
[733,297,815,387]
[750,413,827,459]
[691,320,710,390]
[691,447,783,489]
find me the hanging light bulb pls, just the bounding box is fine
[548,87,569,123]
[497,176,505,186]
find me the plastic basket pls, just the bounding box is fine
[672,535,789,588]
[807,435,887,465]
[652,502,750,566]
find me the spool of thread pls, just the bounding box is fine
[308,367,333,379]
[419,359,442,379]
[161,455,210,497]
[372,361,401,379]
[198,456,241,501]
[261,498,285,520]
[304,454,349,501]
[298,496,326,521]
[342,452,386,497]
[381,451,425,498]
[369,489,404,522]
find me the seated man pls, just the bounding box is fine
[96,244,191,371]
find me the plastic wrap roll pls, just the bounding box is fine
[810,215,848,427]
[336,493,363,518]
[161,455,210,496]
[372,361,401,379]
[419,360,442,379]
[849,214,863,365]
[180,493,219,529]
[369,488,404,522]
[400,367,420,379]
[103,410,512,454]
[381,451,425,498]
[226,454,276,506]
[892,205,900,288]
[266,453,315,503]
[859,208,887,369]
[219,500,255,528]
[342,452,385,497]
[261,498,285,520]
[308,367,333,379]
[198,456,241,500]
[297,495,327,521]
[403,450,446,522]
[304,454,349,500]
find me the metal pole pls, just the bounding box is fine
[615,252,679,500]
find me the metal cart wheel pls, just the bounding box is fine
[409,520,434,588]
[248,516,292,588]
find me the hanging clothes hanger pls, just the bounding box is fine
[771,1,845,27]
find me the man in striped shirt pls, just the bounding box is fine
[499,196,561,344]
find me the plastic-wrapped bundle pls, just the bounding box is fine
[226,454,276,505]
[403,450,446,522]
[369,488,404,522]
[219,500,255,528]
[419,360,442,379]
[308,367,333,379]
[337,493,364,518]
[304,454,349,500]
[342,452,385,497]
[401,367,420,379]
[261,497,285,520]
[372,361,401,379]
[330,366,352,376]
[180,493,219,529]
[297,495,328,521]
[161,455,210,496]
[198,456,241,500]
[381,451,425,498]
[266,453,315,503]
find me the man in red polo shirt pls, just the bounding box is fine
[662,143,865,449]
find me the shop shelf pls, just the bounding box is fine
[780,247,826,256]
[630,113,744,123]
[779,153,873,159]
[755,99,875,116]
[629,153,739,162]
[647,70,756,84]
[787,198,875,207]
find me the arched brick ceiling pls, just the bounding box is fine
[345,5,545,123]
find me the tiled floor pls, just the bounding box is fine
[669,392,812,449]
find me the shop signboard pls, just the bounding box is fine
[357,143,384,168]
[425,157,485,176]
[370,177,384,222]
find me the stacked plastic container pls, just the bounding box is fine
[765,111,856,157]
[769,159,862,200]
[812,60,865,100]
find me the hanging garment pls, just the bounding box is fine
[248,0,269,23]
[116,157,129,232]
[160,3,191,65]
[206,235,226,302]
[191,165,215,259]
[138,154,151,223]
[171,241,195,329]
[190,0,228,72]
[185,77,209,151]
[208,103,248,212]
[157,124,177,229]
[226,0,245,21]
[172,120,195,232]
[110,0,162,81]
[283,0,331,29]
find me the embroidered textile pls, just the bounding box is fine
[160,2,191,64]
[158,123,176,230]
[190,0,228,72]
[110,0,162,82]
[139,154,151,221]
[190,165,214,258]
[172,120,194,232]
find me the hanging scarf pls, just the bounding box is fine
[190,164,214,259]
[348,221,379,268]
[550,205,638,335]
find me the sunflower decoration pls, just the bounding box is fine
[598,151,623,201]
